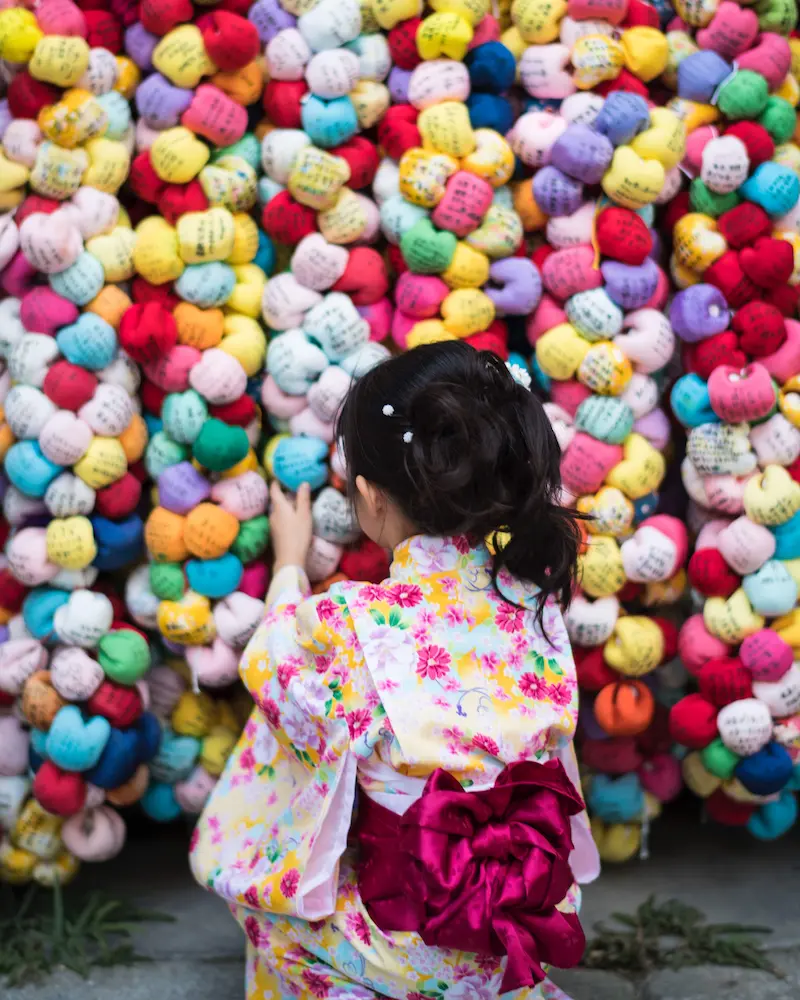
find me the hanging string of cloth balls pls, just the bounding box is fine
[0,0,798,888]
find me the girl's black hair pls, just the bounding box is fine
[335,341,584,634]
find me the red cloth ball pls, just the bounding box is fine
[33,761,87,817]
[732,300,787,357]
[622,0,660,26]
[119,302,179,364]
[378,105,421,161]
[788,454,800,484]
[698,656,753,707]
[8,72,61,119]
[531,244,553,270]
[110,620,150,640]
[651,617,678,662]
[595,206,652,265]
[332,247,389,305]
[262,80,307,128]
[262,191,317,245]
[725,121,775,168]
[687,548,740,598]
[43,362,98,411]
[596,68,649,97]
[340,539,391,583]
[330,137,380,190]
[465,320,508,358]
[140,379,167,415]
[706,788,755,826]
[764,282,800,316]
[111,0,140,26]
[158,180,209,226]
[683,332,747,381]
[581,737,644,774]
[130,278,181,311]
[209,395,257,426]
[128,460,148,484]
[15,196,61,227]
[717,202,772,249]
[216,0,254,13]
[575,647,618,691]
[663,190,691,233]
[0,568,27,614]
[87,679,143,728]
[139,0,193,35]
[198,11,260,70]
[618,580,644,602]
[636,703,672,756]
[740,237,794,289]
[704,250,760,307]
[129,151,167,204]
[388,18,423,69]
[387,243,407,276]
[669,693,718,749]
[95,473,143,520]
[131,276,183,312]
[84,9,122,50]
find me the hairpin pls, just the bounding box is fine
[507,363,532,391]
[382,403,413,443]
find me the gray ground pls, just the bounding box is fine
[9,809,800,1000]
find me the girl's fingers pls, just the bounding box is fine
[270,480,290,510]
[296,482,311,515]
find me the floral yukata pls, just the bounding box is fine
[191,535,600,1000]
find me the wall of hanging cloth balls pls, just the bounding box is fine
[0,0,798,890]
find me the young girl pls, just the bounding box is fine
[191,341,600,1000]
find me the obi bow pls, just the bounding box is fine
[356,759,586,992]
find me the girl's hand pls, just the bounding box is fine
[270,480,313,572]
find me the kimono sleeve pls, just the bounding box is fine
[190,566,361,920]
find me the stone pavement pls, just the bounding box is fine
[9,811,800,1000]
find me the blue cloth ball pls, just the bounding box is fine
[593,91,650,146]
[741,162,800,217]
[92,514,144,571]
[677,51,732,104]
[5,441,62,498]
[141,782,183,822]
[735,742,794,796]
[747,790,798,840]
[466,42,516,93]
[23,588,70,641]
[186,553,244,598]
[467,92,514,134]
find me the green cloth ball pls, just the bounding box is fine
[211,133,262,170]
[193,418,250,472]
[145,431,189,480]
[701,738,740,781]
[689,179,740,217]
[755,0,796,34]
[716,70,769,121]
[760,96,797,145]
[230,515,270,562]
[162,390,208,445]
[98,630,151,685]
[150,563,186,601]
[400,219,457,274]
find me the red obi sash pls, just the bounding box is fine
[355,759,586,993]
